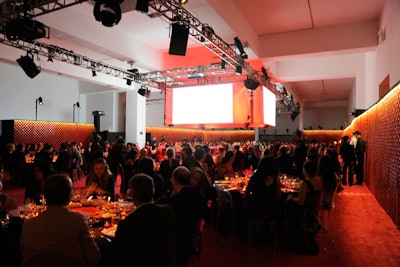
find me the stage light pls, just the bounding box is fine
[16,52,41,78]
[135,0,149,13]
[235,65,242,75]
[179,0,189,4]
[138,85,150,97]
[126,79,132,86]
[93,0,123,27]
[234,37,248,59]
[244,77,260,90]
[261,67,269,80]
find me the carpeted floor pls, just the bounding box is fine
[3,177,400,267]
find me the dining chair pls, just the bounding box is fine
[214,185,236,246]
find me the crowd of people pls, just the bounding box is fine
[0,129,366,266]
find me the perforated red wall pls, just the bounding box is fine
[13,120,95,149]
[343,83,400,228]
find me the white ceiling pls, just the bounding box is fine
[1,0,387,109]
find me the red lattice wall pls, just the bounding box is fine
[344,84,400,229]
[5,120,95,149]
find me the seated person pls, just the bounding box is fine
[170,166,207,267]
[0,192,24,267]
[21,174,100,267]
[244,156,281,222]
[286,160,323,254]
[85,157,115,201]
[24,161,56,205]
[114,173,177,267]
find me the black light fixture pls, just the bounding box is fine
[244,77,260,90]
[138,85,150,97]
[261,67,269,80]
[35,97,43,121]
[135,0,149,13]
[73,102,81,123]
[235,65,242,75]
[234,37,248,59]
[16,52,41,78]
[93,0,123,27]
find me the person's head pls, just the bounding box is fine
[34,161,55,181]
[353,130,362,139]
[279,146,287,156]
[317,155,334,176]
[303,160,318,178]
[222,150,234,164]
[171,166,190,191]
[255,156,277,178]
[128,174,154,204]
[166,147,175,159]
[190,167,207,190]
[194,148,205,161]
[342,136,349,143]
[92,157,110,177]
[44,174,73,206]
[137,156,155,175]
[182,146,192,157]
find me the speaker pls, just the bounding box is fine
[244,78,260,90]
[16,55,40,78]
[169,23,189,56]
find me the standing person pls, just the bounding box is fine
[159,147,180,195]
[339,136,354,186]
[353,131,366,185]
[20,174,100,267]
[114,173,177,267]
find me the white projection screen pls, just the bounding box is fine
[263,86,276,126]
[172,83,234,124]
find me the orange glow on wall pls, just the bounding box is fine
[11,120,95,148]
[146,126,254,143]
[303,130,344,144]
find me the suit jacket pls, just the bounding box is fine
[114,203,177,267]
[20,205,100,267]
[0,216,24,267]
[169,186,206,263]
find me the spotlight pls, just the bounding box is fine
[92,70,97,77]
[75,102,81,110]
[16,52,41,78]
[290,110,299,121]
[244,77,260,90]
[126,79,132,86]
[261,67,269,80]
[47,56,53,62]
[179,0,189,4]
[93,0,123,27]
[138,85,150,97]
[37,97,43,105]
[235,65,242,75]
[234,37,248,59]
[135,0,149,13]
[221,59,226,69]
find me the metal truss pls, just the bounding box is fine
[0,0,279,94]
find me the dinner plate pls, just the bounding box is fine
[101,224,117,238]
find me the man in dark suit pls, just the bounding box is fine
[114,173,177,267]
[170,166,207,267]
[21,174,100,267]
[353,131,366,185]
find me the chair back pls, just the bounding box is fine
[215,186,233,210]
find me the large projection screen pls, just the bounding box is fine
[171,84,233,124]
[263,86,276,126]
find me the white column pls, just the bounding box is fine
[126,83,146,148]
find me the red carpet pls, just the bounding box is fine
[3,180,400,267]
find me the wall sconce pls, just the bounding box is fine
[73,101,81,123]
[35,97,43,121]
